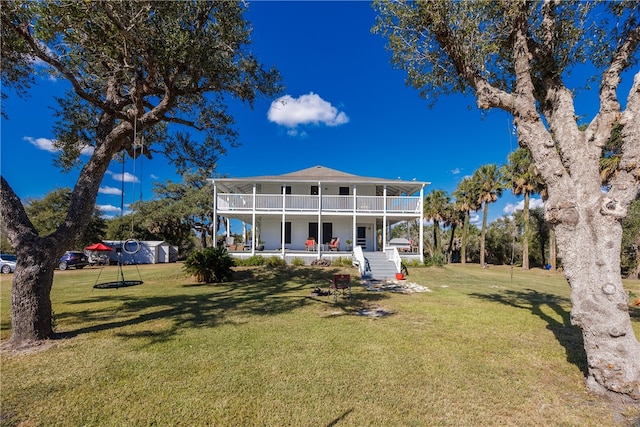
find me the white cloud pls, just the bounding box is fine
[24,136,57,153]
[503,197,544,215]
[80,145,94,155]
[99,186,123,196]
[451,168,461,175]
[23,136,93,155]
[96,204,122,214]
[287,128,308,138]
[267,92,349,130]
[111,172,140,183]
[469,212,481,226]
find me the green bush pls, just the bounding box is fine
[235,255,265,266]
[183,246,234,283]
[425,252,447,267]
[332,256,353,268]
[291,257,305,266]
[404,259,424,268]
[265,257,287,269]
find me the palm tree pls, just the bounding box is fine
[452,177,480,264]
[423,189,450,256]
[472,164,505,267]
[441,200,464,263]
[503,148,544,269]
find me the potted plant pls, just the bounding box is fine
[345,239,352,251]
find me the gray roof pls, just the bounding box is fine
[211,165,429,195]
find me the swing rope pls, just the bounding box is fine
[93,111,143,289]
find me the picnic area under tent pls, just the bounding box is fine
[102,240,178,265]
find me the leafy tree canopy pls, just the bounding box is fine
[2,1,282,173]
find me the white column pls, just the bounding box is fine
[251,183,256,255]
[419,184,425,263]
[212,182,218,247]
[317,181,322,256]
[382,185,388,251]
[352,185,357,250]
[281,185,286,257]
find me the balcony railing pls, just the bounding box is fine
[216,194,421,214]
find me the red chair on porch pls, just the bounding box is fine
[305,237,316,251]
[328,237,340,251]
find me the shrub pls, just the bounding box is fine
[332,257,353,268]
[183,246,234,283]
[425,252,447,267]
[235,255,265,266]
[265,257,287,269]
[291,257,305,266]
[403,259,424,268]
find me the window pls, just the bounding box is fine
[309,222,332,244]
[282,221,291,244]
[322,223,333,244]
[308,223,318,241]
[310,185,319,195]
[339,186,349,195]
[281,185,292,194]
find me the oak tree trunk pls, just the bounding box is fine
[9,243,61,342]
[554,207,640,399]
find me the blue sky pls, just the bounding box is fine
[5,0,621,227]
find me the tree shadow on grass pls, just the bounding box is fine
[470,288,588,376]
[54,267,388,345]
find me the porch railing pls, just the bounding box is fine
[216,194,421,214]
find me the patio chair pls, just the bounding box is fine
[328,237,340,251]
[329,274,351,301]
[225,236,234,249]
[305,237,316,251]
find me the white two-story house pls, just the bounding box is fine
[210,165,428,266]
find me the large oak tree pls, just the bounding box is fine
[374,0,640,401]
[1,1,281,345]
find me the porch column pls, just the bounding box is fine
[317,181,322,257]
[251,183,256,255]
[352,185,357,250]
[419,184,425,263]
[281,184,286,258]
[382,185,388,251]
[212,182,218,247]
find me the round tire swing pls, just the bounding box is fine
[94,114,145,290]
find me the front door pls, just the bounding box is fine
[357,226,367,250]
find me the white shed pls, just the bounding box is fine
[103,240,178,264]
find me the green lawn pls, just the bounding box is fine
[1,263,639,426]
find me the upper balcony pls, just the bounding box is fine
[215,193,421,215]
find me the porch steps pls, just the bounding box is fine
[364,252,398,280]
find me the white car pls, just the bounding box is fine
[0,254,17,274]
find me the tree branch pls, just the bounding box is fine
[3,16,114,115]
[607,71,640,212]
[0,176,39,248]
[589,21,640,148]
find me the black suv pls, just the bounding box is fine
[58,251,89,270]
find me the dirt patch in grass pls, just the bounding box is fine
[0,339,56,356]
